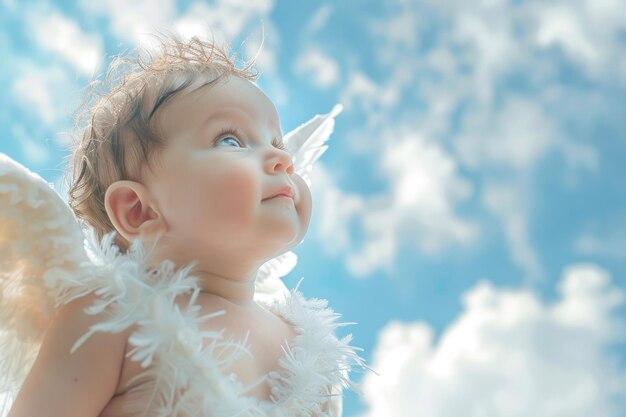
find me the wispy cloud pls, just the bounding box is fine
[333,0,626,278]
[171,1,279,78]
[171,0,275,45]
[454,96,559,170]
[575,234,626,260]
[306,5,333,34]
[25,7,104,76]
[10,63,77,130]
[574,213,626,261]
[78,0,177,44]
[294,47,340,88]
[528,0,626,83]
[11,124,50,166]
[482,181,544,281]
[339,71,402,128]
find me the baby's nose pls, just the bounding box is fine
[266,150,294,174]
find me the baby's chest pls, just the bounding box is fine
[216,308,296,400]
[105,308,297,412]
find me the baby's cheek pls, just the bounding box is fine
[209,165,259,224]
[293,175,312,226]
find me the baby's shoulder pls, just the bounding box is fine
[8,291,127,417]
[53,291,127,344]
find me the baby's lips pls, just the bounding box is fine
[263,185,295,201]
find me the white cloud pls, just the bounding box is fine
[362,0,624,165]
[339,71,402,129]
[1,0,16,11]
[327,0,626,285]
[575,235,626,260]
[171,1,278,74]
[312,130,478,277]
[534,5,598,65]
[26,8,103,76]
[560,140,599,173]
[371,10,417,49]
[455,96,559,170]
[369,0,419,65]
[79,0,177,44]
[10,64,77,129]
[419,0,626,84]
[482,182,544,281]
[453,10,521,106]
[77,0,279,90]
[294,48,340,88]
[363,0,626,160]
[526,0,626,82]
[241,20,280,76]
[172,0,274,45]
[345,229,398,278]
[11,124,49,166]
[310,163,366,257]
[306,5,333,34]
[357,0,623,277]
[340,72,378,108]
[379,131,477,252]
[450,91,597,278]
[448,83,599,183]
[574,215,626,261]
[359,263,626,417]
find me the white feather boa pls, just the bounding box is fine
[96,232,367,417]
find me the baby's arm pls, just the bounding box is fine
[7,292,127,417]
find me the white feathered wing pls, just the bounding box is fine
[0,153,95,415]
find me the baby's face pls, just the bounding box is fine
[142,75,312,267]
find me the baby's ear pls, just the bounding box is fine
[104,180,165,243]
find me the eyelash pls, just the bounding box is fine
[215,127,287,151]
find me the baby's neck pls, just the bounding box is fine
[193,269,258,308]
[142,244,262,308]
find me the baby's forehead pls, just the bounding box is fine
[155,76,282,142]
[157,74,281,132]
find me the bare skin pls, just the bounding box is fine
[9,76,330,416]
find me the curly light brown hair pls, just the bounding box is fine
[65,32,259,253]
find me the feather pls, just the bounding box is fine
[284,104,343,187]
[255,251,297,304]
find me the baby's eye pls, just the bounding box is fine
[216,136,243,148]
[214,126,245,148]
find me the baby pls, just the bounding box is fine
[5,34,361,417]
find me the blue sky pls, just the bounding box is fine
[1,0,626,416]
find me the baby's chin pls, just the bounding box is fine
[266,210,310,256]
[289,217,310,247]
[264,230,307,261]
